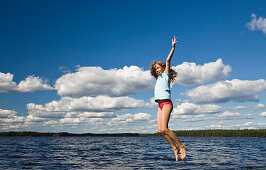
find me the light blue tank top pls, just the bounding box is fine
[154,72,171,100]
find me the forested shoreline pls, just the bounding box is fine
[0,129,265,138]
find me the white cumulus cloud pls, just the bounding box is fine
[0,108,47,130]
[25,115,47,122]
[55,66,155,97]
[214,111,252,119]
[186,79,266,103]
[173,58,231,86]
[145,97,158,109]
[59,117,82,124]
[0,72,53,93]
[215,111,240,118]
[0,109,17,118]
[260,112,266,117]
[27,96,145,118]
[207,122,265,129]
[254,103,266,110]
[109,113,151,125]
[246,13,266,34]
[0,116,25,123]
[232,105,248,110]
[172,102,222,115]
[17,75,53,92]
[78,112,115,118]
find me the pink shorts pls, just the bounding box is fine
[158,100,173,110]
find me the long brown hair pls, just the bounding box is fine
[150,61,178,83]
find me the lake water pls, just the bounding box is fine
[0,137,265,169]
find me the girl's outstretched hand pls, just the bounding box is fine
[172,36,177,48]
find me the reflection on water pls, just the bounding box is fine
[0,137,265,169]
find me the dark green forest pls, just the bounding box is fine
[0,129,265,138]
[142,129,266,138]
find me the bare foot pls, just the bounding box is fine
[180,145,186,160]
[174,147,180,161]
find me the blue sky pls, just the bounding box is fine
[0,0,266,133]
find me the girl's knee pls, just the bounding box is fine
[158,129,165,135]
[158,128,169,135]
[162,128,170,133]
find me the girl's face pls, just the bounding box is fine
[155,64,163,76]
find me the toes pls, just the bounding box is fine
[174,148,179,161]
[180,146,187,160]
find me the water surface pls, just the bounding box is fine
[0,137,265,169]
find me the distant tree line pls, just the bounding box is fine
[0,129,265,138]
[0,131,140,137]
[150,129,266,138]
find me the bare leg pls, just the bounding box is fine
[162,132,180,161]
[161,104,187,160]
[157,108,179,161]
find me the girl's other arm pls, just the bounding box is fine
[165,36,177,73]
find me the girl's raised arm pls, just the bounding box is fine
[165,36,177,73]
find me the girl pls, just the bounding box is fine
[150,36,186,161]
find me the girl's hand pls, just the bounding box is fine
[166,36,177,73]
[172,36,177,48]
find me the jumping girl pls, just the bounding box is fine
[150,36,186,161]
